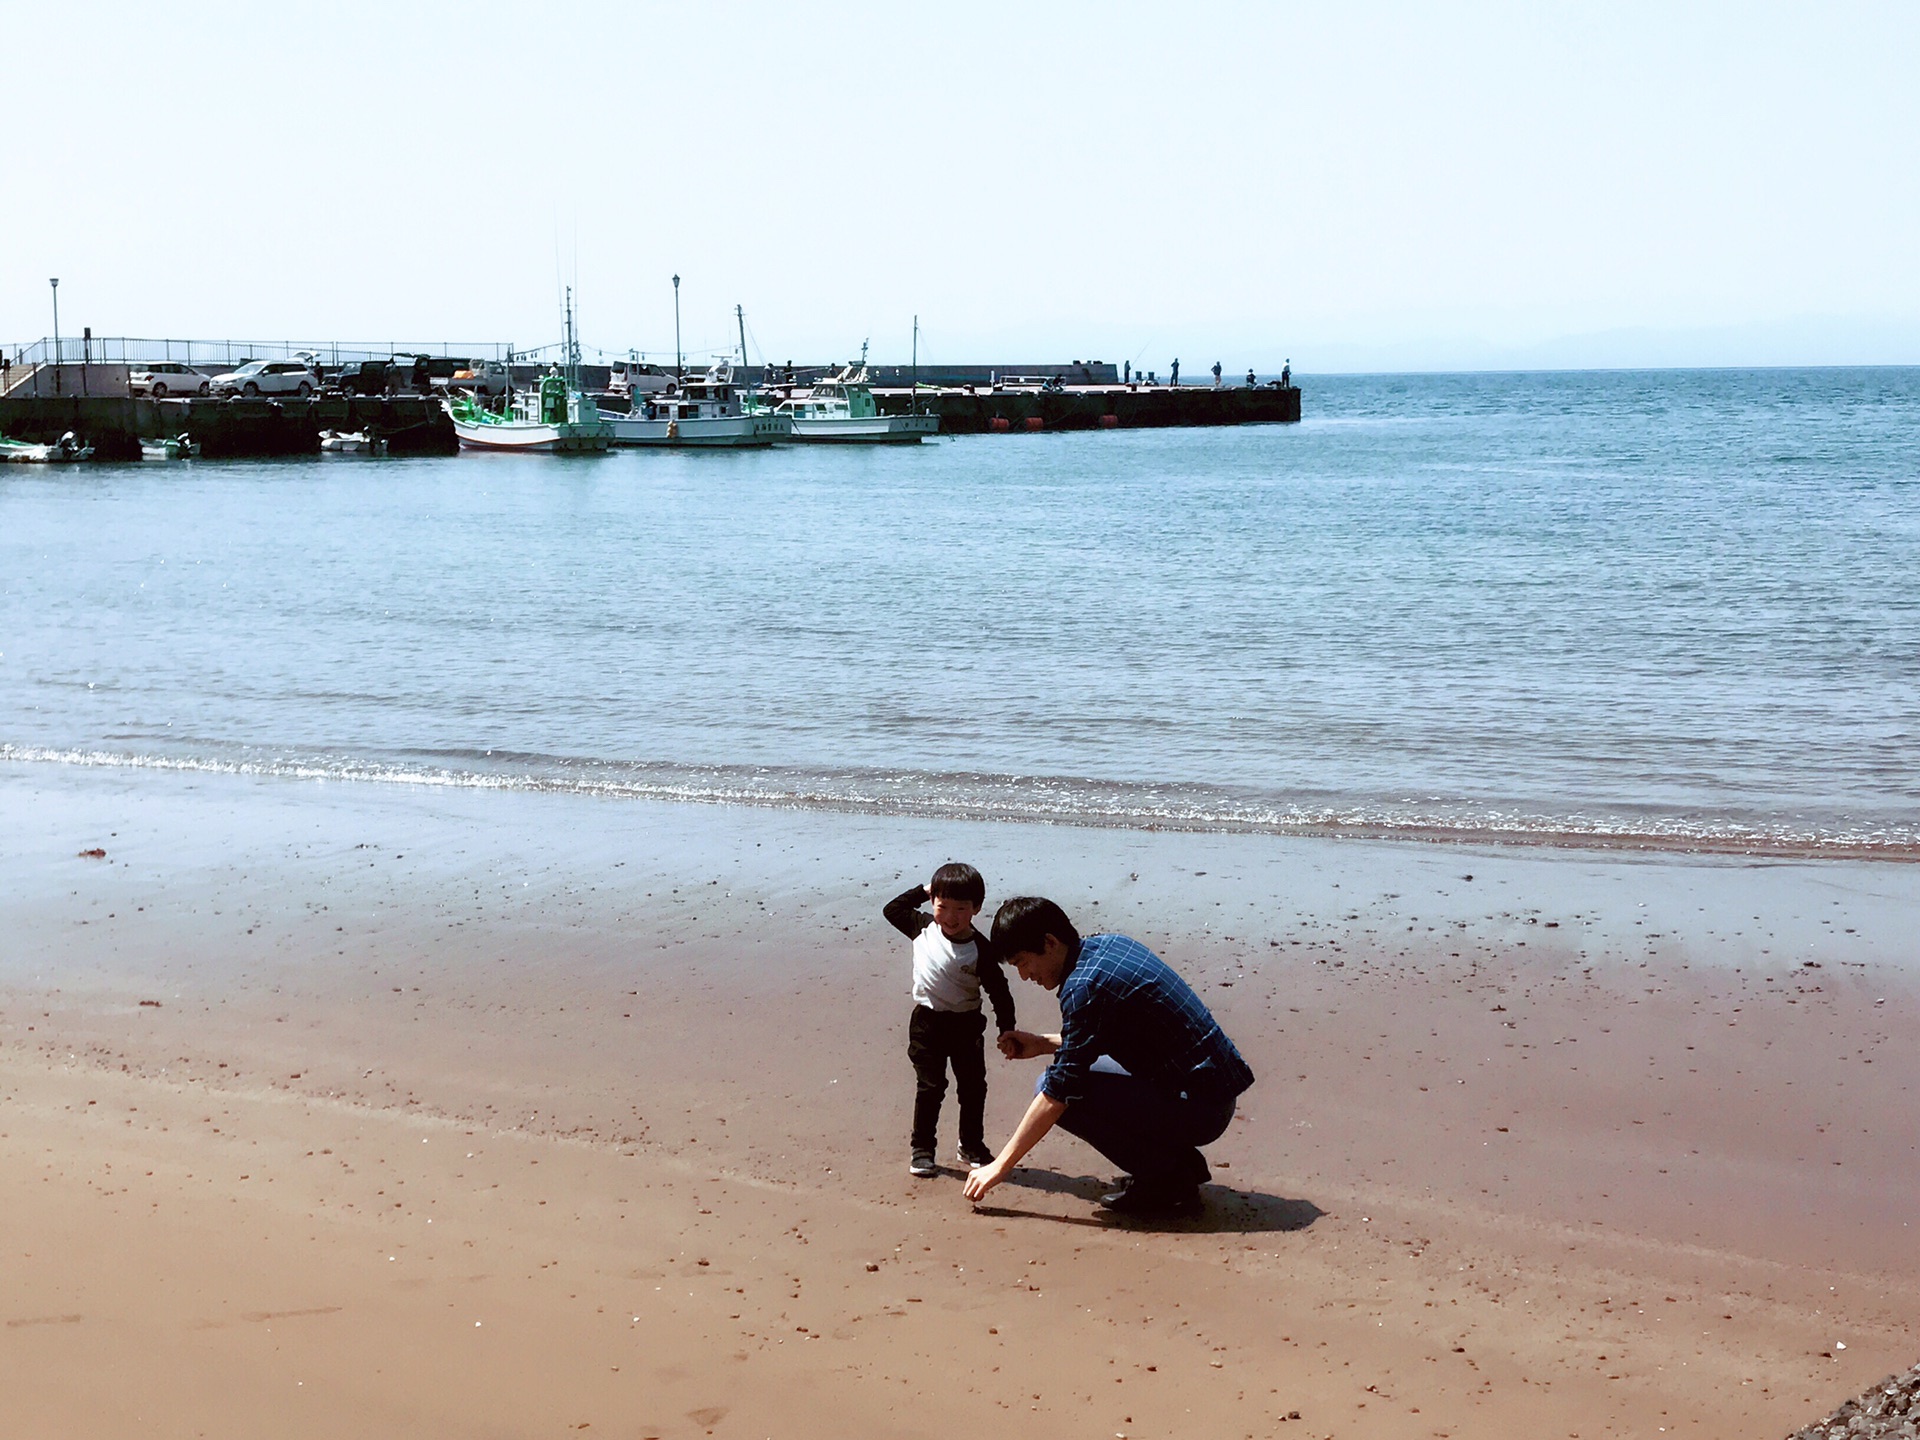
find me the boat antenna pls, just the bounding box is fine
[672,274,683,381]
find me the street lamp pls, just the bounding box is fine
[672,274,682,381]
[49,278,60,395]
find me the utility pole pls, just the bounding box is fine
[672,274,682,381]
[49,278,61,395]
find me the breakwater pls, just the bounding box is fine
[876,382,1300,432]
[0,395,455,460]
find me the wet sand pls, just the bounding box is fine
[3,763,1917,1438]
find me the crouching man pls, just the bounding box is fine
[962,896,1254,1217]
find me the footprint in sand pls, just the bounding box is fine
[686,1407,728,1427]
[7,1314,82,1328]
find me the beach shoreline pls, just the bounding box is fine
[4,761,1916,1437]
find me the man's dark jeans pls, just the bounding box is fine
[1048,1068,1236,1189]
[908,1006,988,1156]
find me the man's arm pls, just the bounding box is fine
[962,1090,1067,1202]
[881,884,933,939]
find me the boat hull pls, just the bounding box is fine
[0,439,92,463]
[789,413,939,444]
[600,412,790,448]
[450,417,612,453]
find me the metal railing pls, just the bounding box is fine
[5,336,515,369]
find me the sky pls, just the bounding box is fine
[3,1,1917,372]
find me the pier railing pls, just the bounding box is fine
[5,336,513,369]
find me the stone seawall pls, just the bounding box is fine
[875,383,1301,432]
[0,395,456,460]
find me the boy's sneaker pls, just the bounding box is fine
[909,1151,938,1178]
[957,1142,995,1169]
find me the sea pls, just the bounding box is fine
[4,368,1917,857]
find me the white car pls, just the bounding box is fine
[130,362,213,398]
[212,360,317,398]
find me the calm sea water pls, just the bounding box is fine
[4,369,1918,855]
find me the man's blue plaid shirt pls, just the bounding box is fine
[1040,933,1255,1106]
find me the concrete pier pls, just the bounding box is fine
[875,382,1301,433]
[0,395,456,460]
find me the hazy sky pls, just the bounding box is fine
[4,2,1916,371]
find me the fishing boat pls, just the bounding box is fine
[448,373,614,452]
[445,289,613,453]
[140,433,199,460]
[0,430,93,463]
[770,363,938,444]
[319,429,387,455]
[599,361,789,448]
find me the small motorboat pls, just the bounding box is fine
[140,433,199,460]
[319,429,387,455]
[0,430,93,463]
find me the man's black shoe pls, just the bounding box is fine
[1098,1178,1202,1217]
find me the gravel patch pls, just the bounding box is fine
[1790,1362,1920,1440]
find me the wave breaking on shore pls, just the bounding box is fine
[8,742,1916,862]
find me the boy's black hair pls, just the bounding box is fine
[929,861,986,908]
[990,896,1080,958]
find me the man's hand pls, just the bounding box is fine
[997,1029,1058,1060]
[962,1091,1066,1205]
[963,1159,1007,1202]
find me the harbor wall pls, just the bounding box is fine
[876,383,1301,432]
[0,396,456,460]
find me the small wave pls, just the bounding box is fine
[7,743,1917,862]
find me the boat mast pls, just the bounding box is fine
[911,316,918,416]
[735,304,749,374]
[564,286,577,390]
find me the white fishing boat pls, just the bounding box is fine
[599,361,789,448]
[771,363,938,444]
[140,433,199,460]
[319,429,387,455]
[0,430,93,464]
[445,289,613,454]
[448,373,614,452]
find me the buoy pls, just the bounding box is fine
[666,419,679,441]
[989,417,1012,433]
[1025,416,1044,431]
[1099,413,1119,428]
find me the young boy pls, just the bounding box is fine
[884,862,1017,1178]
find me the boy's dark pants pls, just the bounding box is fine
[908,1005,988,1156]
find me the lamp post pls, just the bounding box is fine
[49,278,60,395]
[672,274,682,381]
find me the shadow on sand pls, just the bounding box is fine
[969,1167,1325,1235]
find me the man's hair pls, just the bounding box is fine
[929,862,986,907]
[990,896,1080,958]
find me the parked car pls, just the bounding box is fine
[445,359,509,397]
[130,362,213,398]
[212,360,316,398]
[326,360,398,397]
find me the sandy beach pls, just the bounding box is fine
[3,762,1916,1438]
